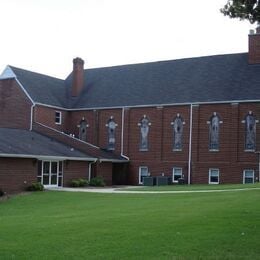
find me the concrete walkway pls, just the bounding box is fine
[47,186,260,194]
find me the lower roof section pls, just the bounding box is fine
[0,128,96,161]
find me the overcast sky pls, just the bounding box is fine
[0,0,255,79]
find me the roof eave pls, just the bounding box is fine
[0,153,97,161]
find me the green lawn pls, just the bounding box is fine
[121,183,260,191]
[0,189,260,259]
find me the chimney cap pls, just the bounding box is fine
[73,57,84,65]
[249,29,255,35]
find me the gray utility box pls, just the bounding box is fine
[156,176,169,186]
[143,177,155,186]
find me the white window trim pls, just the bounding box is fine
[55,111,62,125]
[243,169,254,184]
[208,168,219,184]
[138,166,149,185]
[41,160,63,187]
[172,167,183,183]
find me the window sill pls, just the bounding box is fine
[209,149,219,152]
[173,149,182,152]
[244,149,255,153]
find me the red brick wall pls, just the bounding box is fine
[66,110,95,143]
[0,158,37,194]
[34,105,68,132]
[0,79,32,129]
[66,109,123,153]
[31,102,260,185]
[63,161,89,186]
[191,103,259,184]
[95,162,113,186]
[248,33,260,64]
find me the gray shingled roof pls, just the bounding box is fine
[8,53,260,109]
[67,53,260,109]
[0,128,93,160]
[9,66,68,107]
[0,128,128,162]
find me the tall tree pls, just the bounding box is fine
[220,0,260,24]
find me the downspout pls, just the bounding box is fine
[30,103,36,131]
[88,159,97,181]
[188,104,193,185]
[121,107,130,160]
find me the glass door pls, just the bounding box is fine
[42,161,58,187]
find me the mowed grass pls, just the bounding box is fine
[122,183,260,191]
[0,189,260,259]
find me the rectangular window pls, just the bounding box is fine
[243,170,254,184]
[209,168,219,184]
[139,166,149,184]
[172,168,182,183]
[37,160,42,183]
[55,111,62,125]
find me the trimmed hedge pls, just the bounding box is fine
[70,179,89,187]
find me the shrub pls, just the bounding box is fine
[89,177,105,187]
[0,189,4,197]
[27,182,44,192]
[70,180,80,187]
[70,179,88,187]
[78,179,88,187]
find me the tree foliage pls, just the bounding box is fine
[220,0,260,24]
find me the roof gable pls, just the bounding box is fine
[9,66,68,107]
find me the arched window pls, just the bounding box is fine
[78,117,89,142]
[244,111,256,151]
[138,115,151,151]
[171,113,185,151]
[208,112,222,151]
[106,116,118,150]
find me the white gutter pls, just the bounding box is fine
[0,153,96,161]
[188,104,193,185]
[88,159,97,181]
[30,103,36,131]
[99,158,129,163]
[35,122,100,149]
[34,99,260,112]
[120,107,130,161]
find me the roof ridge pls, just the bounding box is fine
[84,52,247,71]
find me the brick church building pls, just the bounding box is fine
[0,28,260,193]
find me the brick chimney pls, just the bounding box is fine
[248,26,260,64]
[72,57,84,96]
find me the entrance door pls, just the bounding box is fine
[42,161,59,187]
